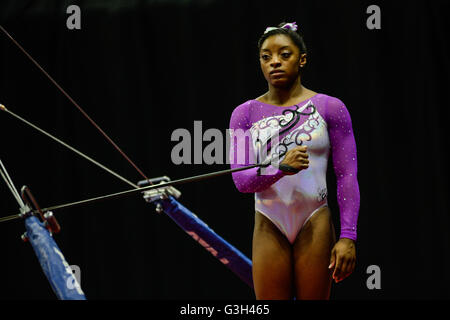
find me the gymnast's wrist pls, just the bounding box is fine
[275,168,288,176]
[338,237,356,244]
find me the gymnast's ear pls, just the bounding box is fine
[299,53,307,69]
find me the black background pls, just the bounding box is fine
[0,0,449,300]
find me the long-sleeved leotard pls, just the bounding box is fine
[229,93,360,243]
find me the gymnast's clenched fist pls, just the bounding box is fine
[279,145,309,175]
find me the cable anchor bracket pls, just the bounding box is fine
[137,176,181,214]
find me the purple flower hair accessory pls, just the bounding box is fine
[264,22,298,34]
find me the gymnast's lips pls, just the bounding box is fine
[270,70,285,76]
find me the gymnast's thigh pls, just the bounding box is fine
[252,211,294,300]
[293,206,336,300]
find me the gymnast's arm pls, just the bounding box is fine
[325,97,360,282]
[326,97,360,241]
[228,104,286,193]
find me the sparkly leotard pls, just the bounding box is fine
[229,93,360,243]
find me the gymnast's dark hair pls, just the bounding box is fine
[257,21,308,57]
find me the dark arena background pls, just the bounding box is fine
[0,0,449,304]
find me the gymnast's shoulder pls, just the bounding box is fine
[229,99,254,119]
[313,93,346,108]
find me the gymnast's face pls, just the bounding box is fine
[259,34,306,88]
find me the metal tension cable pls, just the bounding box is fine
[0,24,152,185]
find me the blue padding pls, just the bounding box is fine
[154,196,253,288]
[24,215,86,300]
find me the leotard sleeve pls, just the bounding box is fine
[229,102,286,193]
[325,96,360,241]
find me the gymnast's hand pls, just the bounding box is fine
[279,145,309,175]
[328,238,356,283]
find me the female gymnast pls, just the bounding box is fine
[229,22,360,300]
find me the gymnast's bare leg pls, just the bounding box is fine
[293,206,336,300]
[252,211,294,300]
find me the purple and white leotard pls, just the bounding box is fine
[229,93,360,243]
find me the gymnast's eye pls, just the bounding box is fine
[261,54,271,61]
[281,52,292,58]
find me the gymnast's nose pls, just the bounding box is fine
[270,57,281,68]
